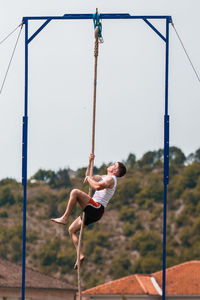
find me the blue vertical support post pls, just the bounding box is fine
[22,18,29,300]
[162,17,170,300]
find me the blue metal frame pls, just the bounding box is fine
[21,13,171,300]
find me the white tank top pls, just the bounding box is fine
[92,175,117,208]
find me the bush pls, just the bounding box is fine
[0,178,18,187]
[84,272,103,289]
[122,223,134,237]
[119,206,135,222]
[175,213,186,228]
[0,187,15,206]
[113,178,140,207]
[133,256,162,273]
[192,217,200,236]
[90,245,103,263]
[180,227,191,247]
[27,231,38,243]
[38,238,61,266]
[58,248,75,272]
[46,195,60,218]
[135,174,163,204]
[110,252,131,279]
[84,231,110,255]
[133,220,144,231]
[10,236,22,262]
[181,162,200,189]
[182,189,200,214]
[0,209,8,218]
[130,231,162,256]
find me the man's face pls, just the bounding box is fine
[107,162,119,175]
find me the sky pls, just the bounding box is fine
[0,0,199,181]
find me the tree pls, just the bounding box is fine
[31,168,71,188]
[194,148,200,163]
[76,167,87,179]
[138,149,163,168]
[98,163,107,174]
[31,169,56,183]
[169,146,186,165]
[138,151,156,168]
[53,168,71,188]
[126,153,136,169]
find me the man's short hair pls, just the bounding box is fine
[117,162,126,177]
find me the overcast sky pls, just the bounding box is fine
[0,0,199,180]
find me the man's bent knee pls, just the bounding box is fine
[71,188,81,197]
[68,224,77,236]
[68,217,82,236]
[68,225,73,236]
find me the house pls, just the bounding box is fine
[82,260,200,300]
[0,258,77,300]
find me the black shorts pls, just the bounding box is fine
[82,198,104,226]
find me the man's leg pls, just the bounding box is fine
[51,189,90,225]
[68,216,85,269]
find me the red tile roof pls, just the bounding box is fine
[153,260,200,295]
[83,260,200,296]
[0,258,77,291]
[82,274,158,295]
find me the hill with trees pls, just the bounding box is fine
[0,146,200,288]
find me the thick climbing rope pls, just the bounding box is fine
[77,10,102,300]
[0,23,24,95]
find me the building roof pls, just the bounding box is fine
[0,258,77,291]
[83,260,200,295]
[82,274,158,295]
[153,260,200,295]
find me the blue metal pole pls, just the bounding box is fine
[162,17,170,300]
[21,19,28,300]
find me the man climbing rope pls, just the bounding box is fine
[51,153,126,269]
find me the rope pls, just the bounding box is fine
[0,23,24,95]
[77,14,101,300]
[171,22,200,83]
[0,23,23,46]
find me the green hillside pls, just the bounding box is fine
[0,146,200,289]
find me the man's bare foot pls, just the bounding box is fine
[74,255,85,270]
[51,217,68,225]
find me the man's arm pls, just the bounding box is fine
[92,175,103,182]
[85,176,114,191]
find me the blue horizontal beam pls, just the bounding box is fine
[22,14,172,22]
